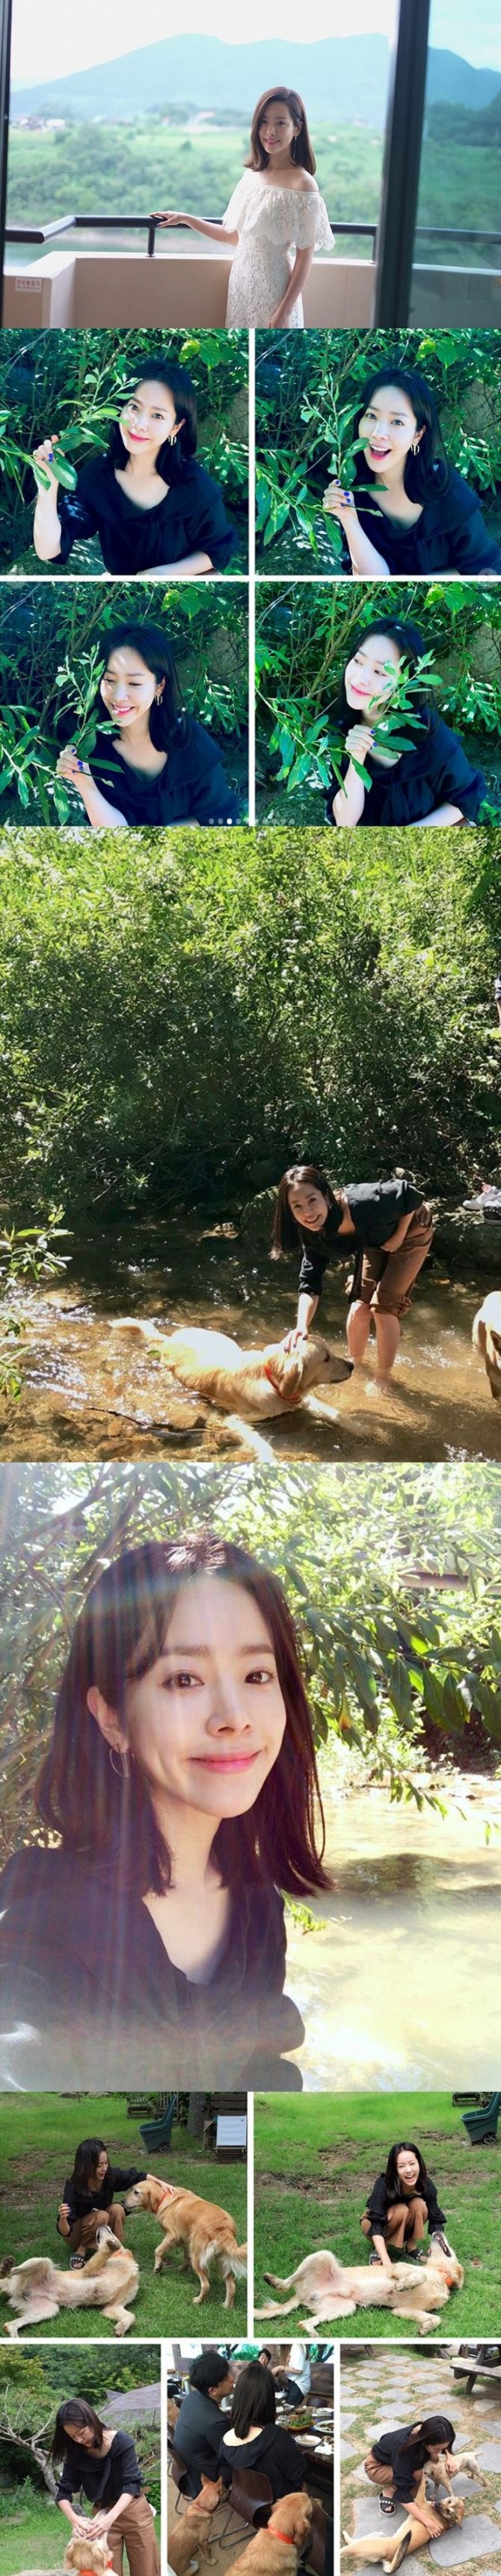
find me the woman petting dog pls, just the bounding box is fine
[360,2142,447,2271]
[52,2397,159,2576]
[272,1164,434,1382]
[58,2136,146,2268]
[363,2417,457,2521]
[0,1531,332,2090]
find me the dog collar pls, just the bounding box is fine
[269,2535,295,2546]
[263,1359,303,1404]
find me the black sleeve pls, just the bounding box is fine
[430,721,487,821]
[185,725,241,822]
[111,2432,142,2496]
[111,2166,147,2192]
[57,2176,76,2233]
[298,1235,331,1300]
[57,462,102,563]
[425,2176,446,2232]
[56,2466,78,2502]
[365,2176,388,2233]
[442,473,501,574]
[186,468,239,571]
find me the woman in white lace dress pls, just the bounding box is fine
[154,88,334,328]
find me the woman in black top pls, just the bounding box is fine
[272,1160,434,1380]
[364,2416,457,2518]
[55,622,242,827]
[327,619,488,828]
[33,358,239,577]
[57,2135,146,2266]
[323,364,501,576]
[360,2141,447,2270]
[52,2396,159,2575]
[219,2362,307,2502]
[0,1529,331,2092]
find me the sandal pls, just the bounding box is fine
[70,2253,87,2268]
[379,2497,396,2516]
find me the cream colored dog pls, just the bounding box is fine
[428,2450,486,2496]
[124,2177,247,2307]
[64,2542,114,2574]
[340,2467,464,2573]
[473,1291,501,1398]
[0,2226,139,2337]
[256,2234,463,2334]
[224,2491,313,2576]
[112,1319,352,1424]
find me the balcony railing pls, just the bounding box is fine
[5,212,501,264]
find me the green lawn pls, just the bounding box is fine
[0,2494,70,2575]
[253,2092,501,2337]
[0,2094,247,2337]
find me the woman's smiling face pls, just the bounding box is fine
[90,1575,288,1820]
[396,2148,421,2191]
[100,646,163,730]
[358,384,422,481]
[345,632,402,718]
[119,378,181,463]
[259,97,299,156]
[287,1181,329,1232]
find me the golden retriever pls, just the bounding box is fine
[473,1291,501,1399]
[112,1321,352,1425]
[256,2234,463,2335]
[224,2491,313,2576]
[0,2226,139,2337]
[340,2467,464,2572]
[64,2543,114,2575]
[124,2177,247,2307]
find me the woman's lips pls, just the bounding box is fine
[191,1752,260,1771]
[368,444,391,462]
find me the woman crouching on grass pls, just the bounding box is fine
[57,2135,146,2269]
[52,2398,160,2576]
[360,2141,448,2271]
[0,1531,332,2090]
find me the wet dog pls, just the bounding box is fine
[124,2178,247,2307]
[112,1320,352,1425]
[473,1291,501,1399]
[256,2234,463,2335]
[0,2226,139,2337]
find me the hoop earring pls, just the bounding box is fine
[411,439,419,454]
[168,429,178,445]
[109,1745,129,1779]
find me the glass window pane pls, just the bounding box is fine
[411,1,501,322]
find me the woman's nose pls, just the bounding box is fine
[205,1684,250,1734]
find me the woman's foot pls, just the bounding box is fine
[379,2497,396,2516]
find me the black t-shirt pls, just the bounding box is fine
[57,2430,142,2506]
[298,1178,424,1300]
[57,453,239,575]
[341,465,501,575]
[372,2427,453,2504]
[365,2171,446,2235]
[219,2424,305,2501]
[58,2163,146,2231]
[88,721,241,825]
[328,712,488,827]
[174,2392,227,2495]
[0,1844,304,2090]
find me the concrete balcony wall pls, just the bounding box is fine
[3,248,375,330]
[410,264,501,328]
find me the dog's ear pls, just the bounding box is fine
[0,2257,14,2277]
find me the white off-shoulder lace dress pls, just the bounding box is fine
[222,169,334,325]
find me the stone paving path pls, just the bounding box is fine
[340,2349,501,2575]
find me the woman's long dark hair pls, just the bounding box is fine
[385,2141,428,2199]
[96,621,189,750]
[354,365,449,504]
[336,619,432,739]
[393,2419,455,2471]
[272,1163,338,1257]
[68,2138,109,2196]
[108,358,198,484]
[49,2401,106,2468]
[248,88,316,174]
[34,1531,331,1899]
[229,2363,277,2437]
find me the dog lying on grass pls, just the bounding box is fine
[224,2491,313,2576]
[124,2177,247,2307]
[256,2234,463,2334]
[340,2465,465,2573]
[473,1291,501,1399]
[112,1320,352,1428]
[0,2226,139,2337]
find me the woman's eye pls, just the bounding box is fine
[245,1665,274,1685]
[162,1669,200,1689]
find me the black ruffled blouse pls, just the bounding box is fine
[328,711,488,827]
[57,453,239,575]
[341,464,501,575]
[87,719,242,824]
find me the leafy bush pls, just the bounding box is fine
[255,326,501,570]
[0,327,248,569]
[256,578,501,816]
[0,580,248,821]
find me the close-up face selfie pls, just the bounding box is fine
[0,11,500,2574]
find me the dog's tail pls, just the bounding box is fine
[111,1316,165,1342]
[220,2242,248,2280]
[254,2292,301,2317]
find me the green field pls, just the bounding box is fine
[253,2093,501,2337]
[0,2494,82,2574]
[0,2093,248,2337]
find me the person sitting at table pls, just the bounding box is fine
[219,2361,307,2499]
[174,2352,235,2497]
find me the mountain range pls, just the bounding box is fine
[11,35,501,125]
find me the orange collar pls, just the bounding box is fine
[263,1359,303,1405]
[269,2536,295,2548]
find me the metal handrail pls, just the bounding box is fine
[4,213,501,259]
